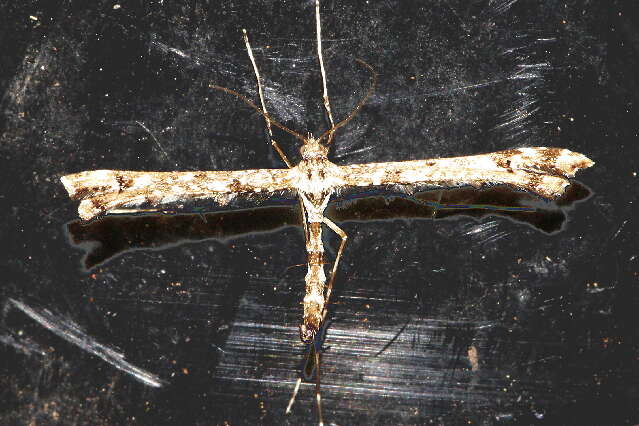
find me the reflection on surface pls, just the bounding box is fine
[66,183,591,270]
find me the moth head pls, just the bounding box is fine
[300,136,329,160]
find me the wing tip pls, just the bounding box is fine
[60,174,77,197]
[556,149,594,177]
[61,172,107,221]
[512,147,594,178]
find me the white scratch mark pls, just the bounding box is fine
[6,298,166,388]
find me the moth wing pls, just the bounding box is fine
[61,169,294,221]
[337,147,593,199]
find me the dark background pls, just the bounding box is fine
[1,0,637,424]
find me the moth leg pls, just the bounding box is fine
[314,345,324,426]
[285,376,302,414]
[315,0,335,131]
[321,216,347,320]
[431,190,443,219]
[242,29,292,168]
[286,197,311,417]
[285,345,324,426]
[300,200,309,248]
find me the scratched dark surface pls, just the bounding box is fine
[1,0,637,425]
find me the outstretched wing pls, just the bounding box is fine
[337,147,594,199]
[61,168,294,221]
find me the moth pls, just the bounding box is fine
[59,1,594,424]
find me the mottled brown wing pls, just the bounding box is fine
[61,168,294,221]
[338,147,594,199]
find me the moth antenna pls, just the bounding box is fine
[243,29,273,138]
[243,28,294,168]
[319,58,378,145]
[315,0,335,130]
[209,84,307,144]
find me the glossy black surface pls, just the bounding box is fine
[1,1,637,424]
